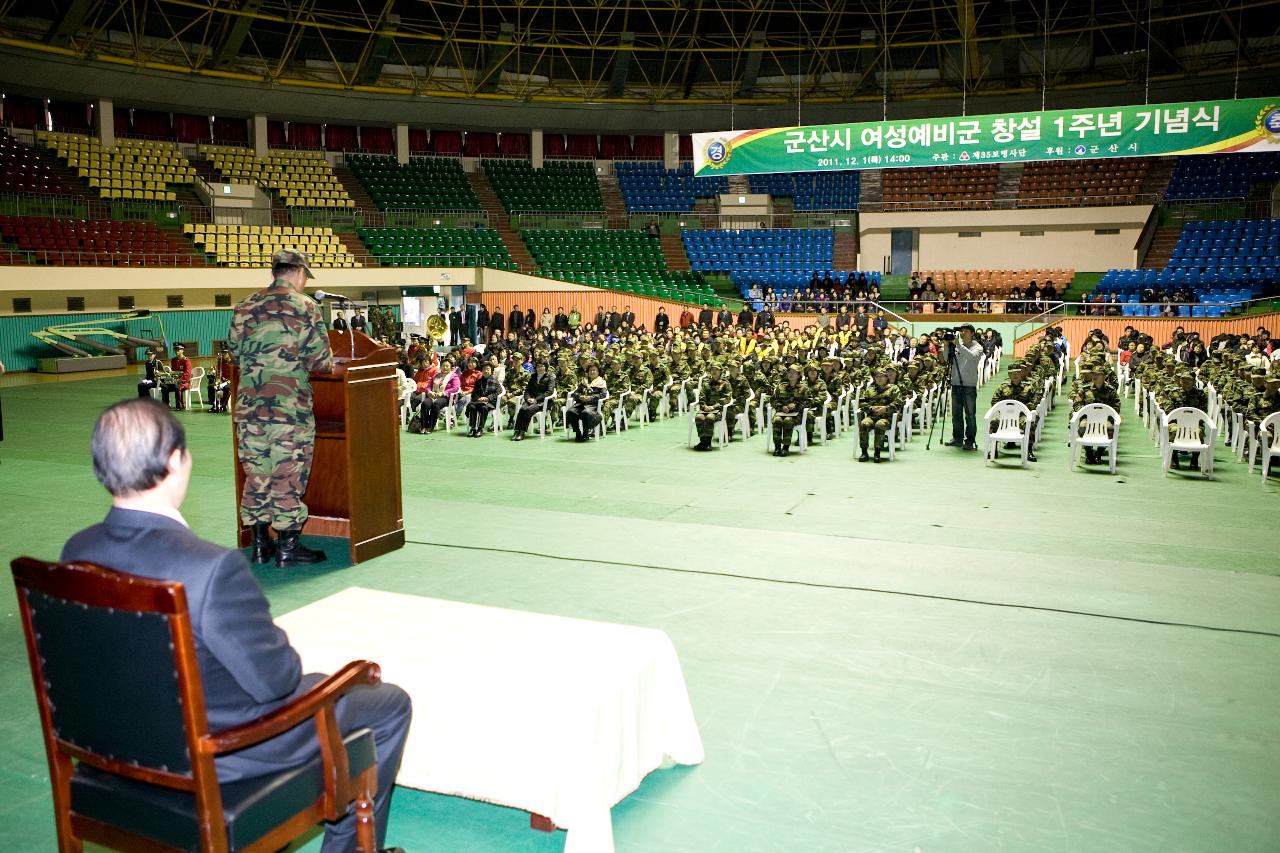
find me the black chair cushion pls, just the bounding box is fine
[70,728,376,851]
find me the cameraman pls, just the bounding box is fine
[942,324,983,451]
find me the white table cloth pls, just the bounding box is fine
[276,587,704,853]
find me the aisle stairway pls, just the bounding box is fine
[660,234,691,271]
[833,231,858,269]
[598,173,628,224]
[333,163,378,213]
[859,170,883,211]
[1142,225,1183,269]
[993,163,1023,209]
[466,171,535,270]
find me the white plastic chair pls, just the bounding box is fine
[564,392,607,441]
[1250,412,1280,481]
[687,402,733,449]
[1068,403,1121,474]
[983,400,1036,467]
[1161,407,1216,478]
[185,367,206,409]
[816,393,834,445]
[528,394,553,438]
[442,391,459,432]
[736,392,756,440]
[397,374,416,428]
[764,405,810,454]
[656,379,674,420]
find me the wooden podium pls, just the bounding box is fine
[232,330,405,564]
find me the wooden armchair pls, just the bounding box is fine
[11,556,381,853]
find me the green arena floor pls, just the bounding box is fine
[1,366,1278,852]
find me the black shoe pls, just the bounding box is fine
[1027,451,1038,462]
[943,439,962,447]
[1170,453,1181,469]
[696,437,713,451]
[1190,452,1201,469]
[575,433,588,443]
[276,530,326,567]
[512,432,524,441]
[858,450,870,462]
[780,444,791,457]
[873,449,882,463]
[250,522,275,565]
[963,443,978,452]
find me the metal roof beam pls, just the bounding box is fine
[736,31,766,98]
[476,22,516,94]
[45,0,97,47]
[353,12,399,86]
[211,0,263,68]
[608,31,635,98]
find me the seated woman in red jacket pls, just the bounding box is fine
[160,343,193,411]
[455,356,483,416]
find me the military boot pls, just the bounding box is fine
[696,434,713,451]
[858,442,870,462]
[250,522,275,565]
[276,530,326,567]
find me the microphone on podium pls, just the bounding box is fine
[312,290,351,302]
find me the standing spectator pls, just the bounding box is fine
[454,306,469,345]
[716,304,733,328]
[554,306,569,332]
[508,304,525,333]
[331,309,349,332]
[622,305,636,328]
[698,303,714,327]
[679,306,695,329]
[942,324,982,451]
[489,305,504,340]
[654,306,670,336]
[539,307,554,334]
[568,306,581,333]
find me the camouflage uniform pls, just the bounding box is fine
[858,372,903,461]
[229,275,332,532]
[769,369,807,455]
[693,363,732,449]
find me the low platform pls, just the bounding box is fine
[36,354,127,373]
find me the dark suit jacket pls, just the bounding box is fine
[509,310,525,331]
[622,311,635,327]
[60,508,321,782]
[654,313,670,335]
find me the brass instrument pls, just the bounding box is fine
[426,313,447,342]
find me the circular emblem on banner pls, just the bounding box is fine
[705,139,732,169]
[1258,105,1280,143]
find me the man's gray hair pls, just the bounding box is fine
[90,399,187,497]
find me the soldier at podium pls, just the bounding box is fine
[229,248,333,568]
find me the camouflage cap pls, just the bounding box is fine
[272,247,315,279]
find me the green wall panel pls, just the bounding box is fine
[0,309,234,372]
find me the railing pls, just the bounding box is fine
[0,249,526,269]
[1009,297,1275,342]
[507,208,860,232]
[0,191,208,223]
[865,192,1161,212]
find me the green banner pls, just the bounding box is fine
[692,97,1280,176]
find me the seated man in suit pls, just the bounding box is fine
[62,398,411,853]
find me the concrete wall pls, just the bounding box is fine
[859,206,1152,274]
[476,269,594,293]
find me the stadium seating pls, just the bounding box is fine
[682,228,871,295]
[523,228,717,303]
[482,160,602,212]
[37,131,195,201]
[357,227,513,268]
[198,145,354,208]
[184,224,358,268]
[1092,218,1279,312]
[0,130,73,195]
[1018,159,1147,206]
[614,162,729,212]
[918,269,1075,295]
[345,155,480,210]
[748,171,860,210]
[1164,152,1280,201]
[0,216,195,265]
[881,164,998,209]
